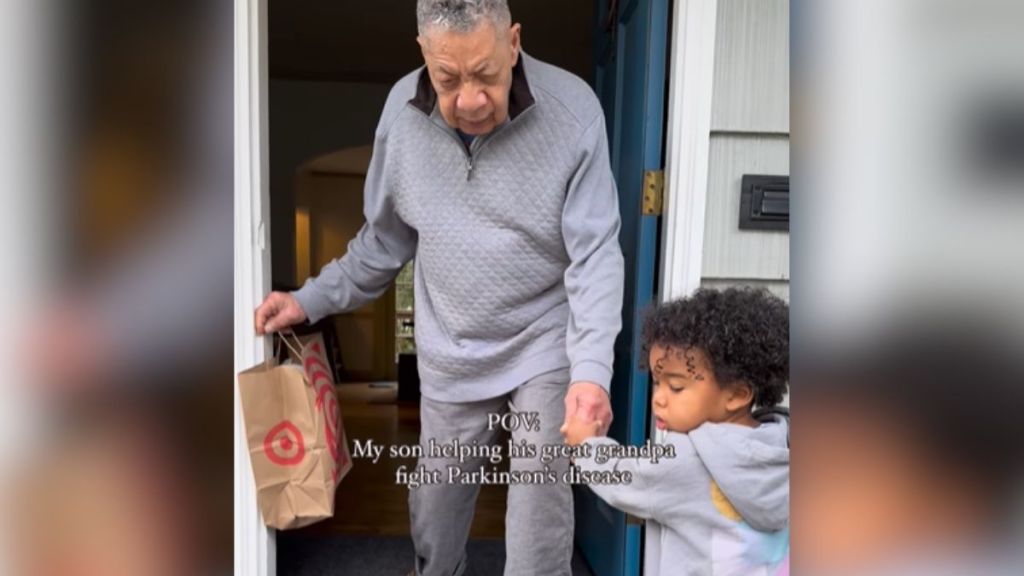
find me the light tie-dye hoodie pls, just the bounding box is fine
[576,409,789,576]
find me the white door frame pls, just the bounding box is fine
[234,0,274,574]
[659,0,718,301]
[650,0,717,570]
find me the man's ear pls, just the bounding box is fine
[509,23,522,64]
[725,381,755,412]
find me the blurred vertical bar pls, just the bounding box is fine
[2,1,235,574]
[794,0,1024,573]
[0,0,54,570]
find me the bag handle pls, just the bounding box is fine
[279,329,304,359]
[263,329,304,369]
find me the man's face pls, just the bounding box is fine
[417,21,521,135]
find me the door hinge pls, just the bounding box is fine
[642,170,664,216]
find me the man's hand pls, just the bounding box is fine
[560,381,613,438]
[561,415,603,446]
[254,292,307,335]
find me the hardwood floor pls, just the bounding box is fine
[292,383,508,539]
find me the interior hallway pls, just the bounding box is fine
[278,382,594,575]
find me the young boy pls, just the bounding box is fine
[563,287,790,576]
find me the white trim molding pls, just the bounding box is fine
[234,0,274,574]
[659,0,718,301]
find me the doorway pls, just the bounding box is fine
[253,1,663,573]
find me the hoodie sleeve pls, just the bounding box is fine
[561,113,625,391]
[291,129,417,324]
[575,436,656,520]
[688,419,791,532]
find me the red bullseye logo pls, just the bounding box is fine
[263,421,305,466]
[301,341,348,483]
[323,393,341,459]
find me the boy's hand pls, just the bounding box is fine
[560,415,603,446]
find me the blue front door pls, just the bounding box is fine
[575,0,671,575]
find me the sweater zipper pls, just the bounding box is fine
[428,125,477,180]
[462,131,482,181]
[424,105,538,180]
[462,106,538,180]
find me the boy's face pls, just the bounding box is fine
[649,345,750,433]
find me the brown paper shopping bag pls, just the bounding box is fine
[238,331,353,530]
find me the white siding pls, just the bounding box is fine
[701,135,789,281]
[701,278,790,302]
[698,0,790,296]
[711,0,790,133]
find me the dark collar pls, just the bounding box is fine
[409,54,536,120]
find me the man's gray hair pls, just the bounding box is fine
[416,0,512,35]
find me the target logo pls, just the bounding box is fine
[305,348,342,463]
[323,392,341,459]
[300,339,349,484]
[263,421,306,466]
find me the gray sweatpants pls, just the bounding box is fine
[410,368,574,576]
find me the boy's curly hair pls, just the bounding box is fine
[642,287,789,408]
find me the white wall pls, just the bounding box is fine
[700,0,790,300]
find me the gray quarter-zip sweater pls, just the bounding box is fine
[292,53,624,402]
[577,411,790,576]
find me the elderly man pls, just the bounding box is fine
[254,1,623,574]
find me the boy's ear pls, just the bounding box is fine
[725,381,755,412]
